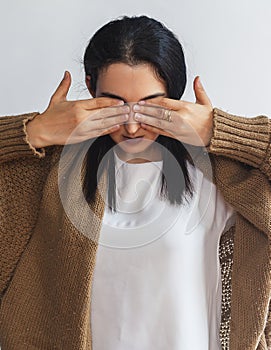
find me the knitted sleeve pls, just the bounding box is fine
[206,108,271,237]
[0,113,55,299]
[208,108,271,181]
[207,111,271,348]
[0,112,46,162]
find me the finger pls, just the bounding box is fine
[140,98,184,110]
[140,123,174,138]
[78,97,125,110]
[99,124,121,136]
[133,104,166,119]
[69,124,121,144]
[93,104,130,120]
[134,112,173,131]
[133,105,178,126]
[193,76,212,106]
[50,71,71,105]
[82,113,129,133]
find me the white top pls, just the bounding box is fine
[91,149,235,350]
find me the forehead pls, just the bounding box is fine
[96,62,166,100]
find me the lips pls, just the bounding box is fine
[123,136,144,139]
[122,136,145,144]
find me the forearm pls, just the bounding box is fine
[208,108,271,180]
[0,113,45,163]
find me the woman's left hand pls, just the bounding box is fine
[132,76,213,147]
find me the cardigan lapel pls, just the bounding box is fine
[210,155,271,349]
[0,146,107,349]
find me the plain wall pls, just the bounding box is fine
[0,0,270,118]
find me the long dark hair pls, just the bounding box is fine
[83,15,194,212]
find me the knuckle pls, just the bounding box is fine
[100,117,106,127]
[158,108,164,118]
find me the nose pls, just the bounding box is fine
[124,106,141,135]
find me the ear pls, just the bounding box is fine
[85,75,96,97]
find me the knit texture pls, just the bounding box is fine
[0,113,45,161]
[0,108,270,349]
[209,108,271,350]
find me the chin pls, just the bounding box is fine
[117,139,156,154]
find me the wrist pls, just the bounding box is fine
[25,113,49,148]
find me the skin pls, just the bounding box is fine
[86,62,214,163]
[132,77,214,148]
[25,72,130,149]
[26,63,213,164]
[86,63,167,163]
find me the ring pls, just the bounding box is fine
[163,109,172,122]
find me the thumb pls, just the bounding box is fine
[193,76,212,106]
[50,71,71,105]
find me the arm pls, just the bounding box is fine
[0,71,130,300]
[131,76,270,182]
[0,112,46,163]
[208,107,271,181]
[130,77,271,236]
[205,108,271,237]
[0,113,55,299]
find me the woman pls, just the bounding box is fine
[0,15,270,350]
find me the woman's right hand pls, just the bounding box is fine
[26,71,129,148]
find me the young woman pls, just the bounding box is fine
[0,15,270,350]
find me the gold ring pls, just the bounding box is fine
[163,109,172,122]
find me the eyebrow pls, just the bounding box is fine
[99,92,166,102]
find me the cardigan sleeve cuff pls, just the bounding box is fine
[207,108,271,177]
[0,112,46,162]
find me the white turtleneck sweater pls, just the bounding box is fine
[90,149,235,350]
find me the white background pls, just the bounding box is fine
[0,0,270,117]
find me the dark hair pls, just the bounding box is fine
[83,15,194,212]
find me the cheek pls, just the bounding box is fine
[108,128,123,143]
[145,130,160,141]
[108,126,159,143]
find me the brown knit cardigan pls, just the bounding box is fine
[0,108,270,350]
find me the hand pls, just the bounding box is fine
[26,71,129,147]
[132,76,213,147]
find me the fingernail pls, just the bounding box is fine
[121,114,129,121]
[138,101,146,105]
[133,104,141,111]
[134,113,142,120]
[115,100,124,105]
[123,106,130,113]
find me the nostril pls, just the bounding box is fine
[124,121,141,135]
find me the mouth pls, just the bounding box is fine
[122,136,145,144]
[123,136,144,139]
